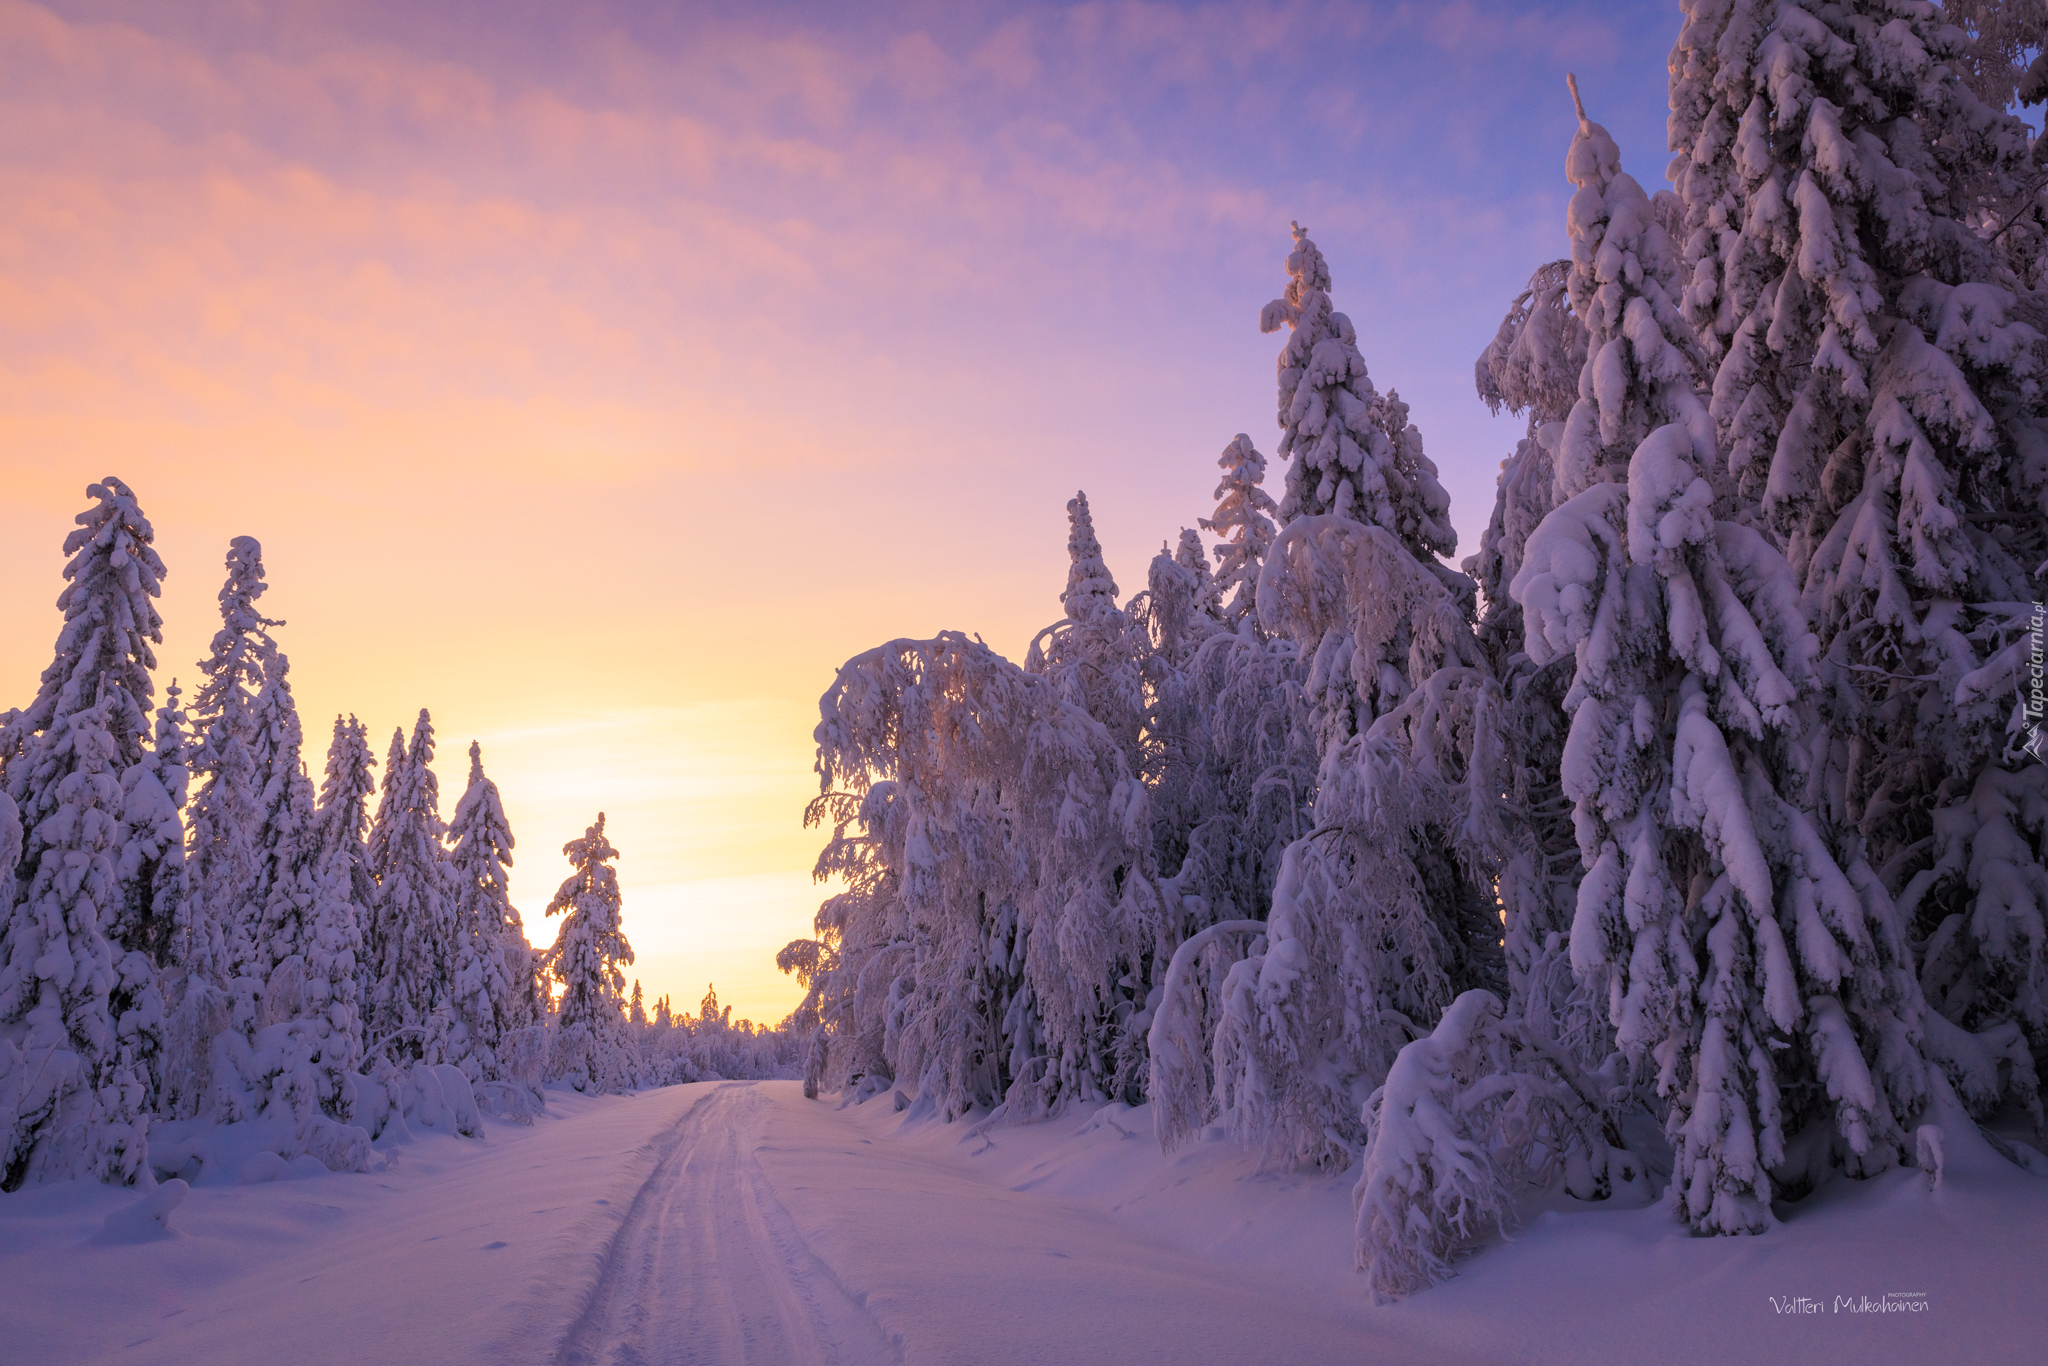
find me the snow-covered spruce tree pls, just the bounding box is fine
[1143,522,1261,858]
[300,854,366,1129]
[248,649,314,982]
[180,536,281,989]
[1133,539,1215,924]
[1254,223,1462,750]
[1171,226,1500,1170]
[1177,526,1220,616]
[1256,219,1469,742]
[295,716,374,1112]
[1,478,170,1186]
[1460,262,1619,1069]
[1260,223,1456,548]
[175,720,257,1031]
[447,741,537,1089]
[363,711,458,1068]
[0,698,151,1188]
[364,727,406,879]
[1144,529,1222,669]
[1020,497,1195,1106]
[543,813,636,1094]
[1140,535,1311,1159]
[4,478,166,789]
[1200,434,1280,627]
[1184,434,1316,925]
[3,480,171,954]
[1028,492,1150,762]
[1670,0,2048,1109]
[200,650,367,1164]
[205,856,370,1170]
[1062,489,1120,623]
[312,714,378,932]
[116,684,191,973]
[1200,518,1505,1168]
[181,624,323,1132]
[1468,259,1586,661]
[809,631,1155,1119]
[1511,83,1929,1233]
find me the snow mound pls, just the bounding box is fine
[96,1178,188,1244]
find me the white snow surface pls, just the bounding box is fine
[3,1080,2044,1365]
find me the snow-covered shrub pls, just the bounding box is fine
[1147,919,1266,1151]
[204,949,372,1171]
[1354,992,1517,1299]
[1354,989,1639,1300]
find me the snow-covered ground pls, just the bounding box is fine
[4,1081,2044,1365]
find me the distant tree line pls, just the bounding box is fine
[1,495,794,1190]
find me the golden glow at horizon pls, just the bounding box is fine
[0,3,1551,1019]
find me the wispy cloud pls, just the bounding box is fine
[0,0,1683,1019]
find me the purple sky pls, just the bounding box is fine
[0,0,1690,1018]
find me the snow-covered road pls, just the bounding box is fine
[4,1078,2045,1365]
[557,1084,900,1366]
[555,1081,1413,1366]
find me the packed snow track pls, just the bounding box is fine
[555,1083,901,1366]
[5,1077,2040,1366]
[544,1082,1441,1366]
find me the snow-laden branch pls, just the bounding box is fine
[1148,920,1268,1152]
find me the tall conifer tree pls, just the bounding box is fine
[545,814,636,1093]
[182,537,280,986]
[1199,434,1279,628]
[1670,0,2047,1107]
[1513,80,1929,1232]
[448,741,532,1081]
[1,479,169,1189]
[364,711,457,1064]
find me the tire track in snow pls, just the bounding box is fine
[556,1083,900,1366]
[550,1086,724,1366]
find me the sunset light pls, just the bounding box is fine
[0,0,1683,1023]
[3,2,2044,1362]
